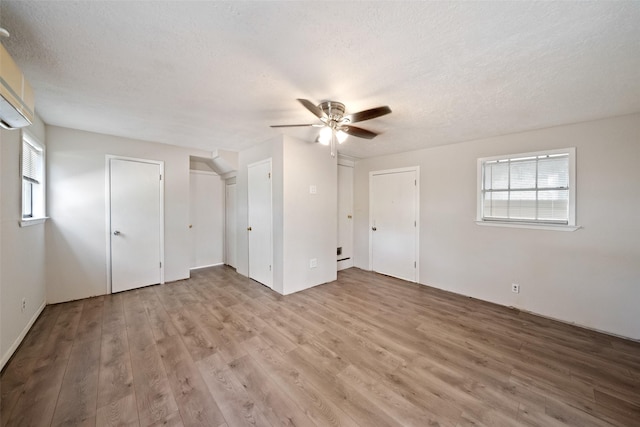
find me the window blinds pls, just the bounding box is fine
[482,153,570,224]
[22,139,43,184]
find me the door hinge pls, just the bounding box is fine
[268,172,271,179]
[160,261,162,268]
[414,179,416,186]
[414,221,416,227]
[160,174,162,180]
[414,261,416,268]
[269,265,272,271]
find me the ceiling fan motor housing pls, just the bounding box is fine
[319,101,346,123]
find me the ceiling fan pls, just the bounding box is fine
[271,99,392,157]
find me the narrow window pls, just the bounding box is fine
[21,133,45,220]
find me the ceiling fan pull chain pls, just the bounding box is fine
[330,131,337,158]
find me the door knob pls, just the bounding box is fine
[247,226,252,231]
[113,230,121,236]
[371,227,377,231]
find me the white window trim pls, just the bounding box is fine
[20,130,48,226]
[19,217,49,227]
[476,147,579,231]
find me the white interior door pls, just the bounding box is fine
[110,158,163,293]
[370,168,418,282]
[189,171,223,270]
[225,182,237,268]
[337,164,354,271]
[248,159,273,288]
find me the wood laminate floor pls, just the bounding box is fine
[1,266,639,426]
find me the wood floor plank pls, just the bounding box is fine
[96,393,140,427]
[243,335,360,427]
[75,296,105,343]
[102,292,126,334]
[156,335,226,427]
[196,352,273,427]
[228,354,316,427]
[0,304,61,425]
[593,388,640,424]
[336,364,448,426]
[51,336,102,426]
[122,290,151,336]
[97,329,135,409]
[168,307,218,362]
[36,300,84,368]
[3,359,68,427]
[3,265,639,426]
[284,346,402,427]
[145,410,184,427]
[127,327,178,426]
[141,288,179,340]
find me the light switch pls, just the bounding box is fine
[309,185,317,194]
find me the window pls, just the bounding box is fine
[477,148,578,230]
[21,132,46,223]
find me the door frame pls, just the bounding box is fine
[247,158,273,288]
[105,155,165,294]
[368,166,420,282]
[337,159,354,271]
[225,180,237,268]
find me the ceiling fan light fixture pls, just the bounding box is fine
[336,130,348,144]
[318,126,332,145]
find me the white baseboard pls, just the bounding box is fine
[189,262,224,271]
[337,259,354,271]
[515,307,640,343]
[415,280,640,343]
[1,300,46,371]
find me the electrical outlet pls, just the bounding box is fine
[309,258,317,268]
[512,284,520,294]
[21,298,26,312]
[309,185,317,194]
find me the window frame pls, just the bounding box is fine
[476,147,579,232]
[20,131,47,227]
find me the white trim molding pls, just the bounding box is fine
[0,300,46,370]
[19,217,48,227]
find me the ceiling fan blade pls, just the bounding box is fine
[270,124,315,128]
[340,125,378,140]
[297,98,325,119]
[343,106,392,123]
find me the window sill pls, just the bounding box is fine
[475,220,580,232]
[19,217,49,227]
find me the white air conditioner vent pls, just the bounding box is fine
[0,43,35,129]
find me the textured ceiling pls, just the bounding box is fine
[2,1,639,159]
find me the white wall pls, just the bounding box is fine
[354,113,640,340]
[189,170,224,269]
[236,135,336,295]
[1,116,47,369]
[46,126,210,303]
[282,136,337,294]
